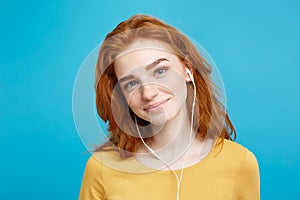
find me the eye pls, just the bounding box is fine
[154,67,168,77]
[125,80,138,89]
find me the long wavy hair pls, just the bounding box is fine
[94,14,236,158]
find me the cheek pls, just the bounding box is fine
[127,92,141,109]
[172,80,188,103]
[170,82,187,107]
[160,72,187,101]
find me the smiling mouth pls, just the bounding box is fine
[144,98,170,112]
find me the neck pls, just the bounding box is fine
[135,103,215,170]
[148,103,196,158]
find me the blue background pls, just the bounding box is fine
[1,0,299,199]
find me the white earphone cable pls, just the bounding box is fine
[134,71,196,200]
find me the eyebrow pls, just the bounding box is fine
[145,58,169,71]
[118,58,169,84]
[118,75,135,84]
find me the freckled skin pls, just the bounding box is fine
[114,40,191,125]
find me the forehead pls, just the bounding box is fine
[114,40,180,78]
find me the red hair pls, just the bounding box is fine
[94,14,236,158]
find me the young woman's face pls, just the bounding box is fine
[114,40,191,125]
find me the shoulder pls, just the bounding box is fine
[218,140,261,198]
[217,139,258,161]
[82,152,104,178]
[222,140,260,176]
[210,138,259,173]
[84,150,150,174]
[79,153,107,200]
[83,151,120,174]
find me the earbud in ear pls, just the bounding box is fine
[186,68,194,83]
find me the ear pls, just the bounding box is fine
[184,62,194,82]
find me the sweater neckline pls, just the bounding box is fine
[130,137,221,174]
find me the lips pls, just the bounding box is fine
[144,98,170,111]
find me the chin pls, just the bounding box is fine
[147,109,181,126]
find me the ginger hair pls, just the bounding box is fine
[94,14,236,158]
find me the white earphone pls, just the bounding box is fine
[134,67,197,200]
[186,68,195,84]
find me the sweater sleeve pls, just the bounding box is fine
[235,149,260,200]
[79,155,106,200]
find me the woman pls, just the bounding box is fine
[79,14,260,200]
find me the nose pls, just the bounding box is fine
[141,84,158,101]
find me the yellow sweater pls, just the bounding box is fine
[79,139,260,200]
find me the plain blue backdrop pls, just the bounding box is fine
[1,0,299,199]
